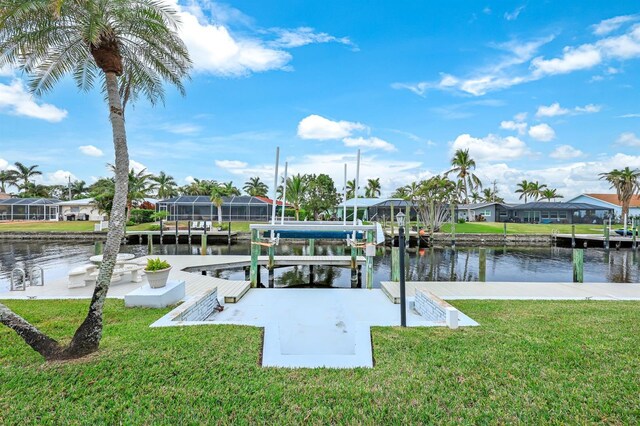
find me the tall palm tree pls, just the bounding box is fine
[365,178,381,198]
[0,0,190,360]
[181,178,217,196]
[599,167,640,219]
[70,180,88,199]
[12,162,42,192]
[446,149,482,203]
[540,188,563,202]
[346,179,356,199]
[528,181,548,201]
[285,174,307,221]
[515,180,530,203]
[446,149,482,220]
[210,185,225,226]
[391,186,410,199]
[152,171,177,199]
[243,176,268,197]
[0,170,16,193]
[221,181,240,196]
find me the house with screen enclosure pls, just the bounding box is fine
[157,195,288,222]
[0,198,60,221]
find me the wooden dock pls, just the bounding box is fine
[125,230,238,244]
[555,233,637,248]
[257,255,365,267]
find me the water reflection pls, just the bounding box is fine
[1,241,639,292]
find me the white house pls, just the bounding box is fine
[56,198,105,221]
[567,194,640,219]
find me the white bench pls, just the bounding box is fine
[77,264,145,288]
[68,264,98,288]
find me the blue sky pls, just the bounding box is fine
[1,0,640,201]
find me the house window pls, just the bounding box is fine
[480,209,491,217]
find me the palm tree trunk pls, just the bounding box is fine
[0,72,128,361]
[64,71,129,358]
[217,204,222,226]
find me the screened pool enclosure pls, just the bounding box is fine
[0,198,60,221]
[157,196,283,222]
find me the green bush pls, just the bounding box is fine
[151,211,168,221]
[126,220,136,226]
[148,224,161,231]
[130,209,155,224]
[145,258,171,271]
[458,218,466,224]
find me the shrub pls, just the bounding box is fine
[145,258,171,271]
[150,211,168,221]
[126,220,136,226]
[148,224,161,231]
[458,218,466,224]
[130,209,155,224]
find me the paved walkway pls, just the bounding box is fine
[381,281,640,302]
[152,288,478,368]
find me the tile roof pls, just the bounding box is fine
[584,193,640,207]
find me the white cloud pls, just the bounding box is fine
[0,158,8,170]
[549,145,585,160]
[162,123,202,135]
[500,120,527,135]
[342,136,396,152]
[592,15,639,36]
[536,102,570,117]
[215,160,249,169]
[185,176,196,184]
[297,114,366,140]
[532,44,602,75]
[45,170,77,185]
[514,112,528,122]
[536,102,601,117]
[619,113,640,118]
[451,133,531,162]
[78,145,104,157]
[504,5,525,21]
[528,123,556,142]
[616,132,640,147]
[270,27,355,49]
[129,160,148,173]
[0,80,67,122]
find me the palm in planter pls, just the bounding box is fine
[145,258,172,289]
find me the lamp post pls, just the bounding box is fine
[396,211,407,327]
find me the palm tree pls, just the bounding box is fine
[346,179,356,199]
[285,174,307,221]
[21,182,51,198]
[12,162,42,192]
[515,180,531,203]
[221,181,240,196]
[243,176,268,197]
[391,186,410,199]
[152,171,177,199]
[446,149,482,221]
[471,191,482,203]
[0,0,190,360]
[599,167,640,219]
[0,170,16,193]
[182,179,217,196]
[365,178,381,198]
[70,180,88,199]
[528,181,548,201]
[210,185,226,226]
[540,188,563,202]
[481,188,504,203]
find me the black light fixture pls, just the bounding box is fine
[396,211,407,327]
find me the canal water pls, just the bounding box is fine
[0,241,639,293]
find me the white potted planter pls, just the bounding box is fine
[144,258,172,289]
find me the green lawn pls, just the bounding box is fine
[439,222,614,235]
[1,299,638,424]
[0,221,99,232]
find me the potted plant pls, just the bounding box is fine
[144,258,172,289]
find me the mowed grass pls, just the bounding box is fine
[1,299,639,424]
[0,221,99,232]
[439,222,614,235]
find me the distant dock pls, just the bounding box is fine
[125,230,238,244]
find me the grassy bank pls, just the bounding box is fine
[439,222,614,235]
[1,299,638,423]
[0,220,619,235]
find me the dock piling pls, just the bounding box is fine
[200,234,207,255]
[604,225,610,250]
[632,218,637,250]
[188,221,191,244]
[571,224,576,248]
[147,234,153,255]
[572,249,584,283]
[268,245,275,288]
[159,219,164,244]
[391,246,400,281]
[250,228,259,287]
[479,248,486,282]
[94,241,103,255]
[365,231,374,289]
